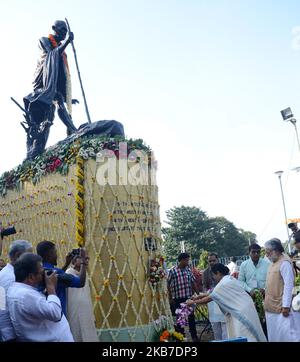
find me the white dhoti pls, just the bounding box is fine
[266,311,300,342]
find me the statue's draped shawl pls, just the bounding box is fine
[24,37,67,113]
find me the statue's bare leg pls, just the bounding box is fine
[56,93,77,136]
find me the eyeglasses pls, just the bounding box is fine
[250,250,260,254]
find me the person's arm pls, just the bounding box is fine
[187,295,212,305]
[192,281,199,294]
[202,270,208,292]
[57,32,74,54]
[237,263,252,293]
[61,252,73,272]
[280,261,294,317]
[25,272,62,322]
[66,249,88,288]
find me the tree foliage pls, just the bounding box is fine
[162,206,255,264]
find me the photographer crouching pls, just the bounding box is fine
[36,241,88,316]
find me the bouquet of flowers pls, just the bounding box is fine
[251,289,265,324]
[149,256,166,286]
[175,303,194,328]
[159,329,185,342]
[152,315,185,342]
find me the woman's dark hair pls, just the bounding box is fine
[178,252,190,262]
[249,243,261,253]
[208,252,218,259]
[13,253,42,282]
[211,263,229,276]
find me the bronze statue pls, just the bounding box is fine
[22,20,78,159]
[11,20,126,160]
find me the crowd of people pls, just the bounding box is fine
[1,232,300,343]
[167,235,300,342]
[0,240,98,342]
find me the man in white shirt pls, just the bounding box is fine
[0,239,32,341]
[7,252,74,342]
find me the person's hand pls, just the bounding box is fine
[45,270,58,293]
[80,248,89,265]
[68,31,74,42]
[186,299,195,306]
[259,288,265,298]
[281,307,290,317]
[250,289,256,297]
[72,99,79,105]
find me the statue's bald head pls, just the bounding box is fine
[52,20,68,41]
[53,20,67,31]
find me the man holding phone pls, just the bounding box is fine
[36,240,88,315]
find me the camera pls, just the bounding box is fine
[45,269,54,276]
[42,268,73,287]
[1,226,16,240]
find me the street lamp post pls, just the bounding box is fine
[180,240,185,253]
[280,107,300,153]
[274,170,291,252]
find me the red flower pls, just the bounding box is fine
[54,159,62,168]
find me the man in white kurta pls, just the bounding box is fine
[7,252,74,342]
[264,239,300,342]
[0,240,32,341]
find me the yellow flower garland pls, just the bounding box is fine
[75,156,85,247]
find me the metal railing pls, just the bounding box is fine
[191,255,249,269]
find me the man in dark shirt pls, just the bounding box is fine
[202,252,219,291]
[36,240,87,315]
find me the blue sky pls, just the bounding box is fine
[1,0,300,248]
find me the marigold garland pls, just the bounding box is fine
[75,156,85,247]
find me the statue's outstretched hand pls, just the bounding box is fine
[68,32,74,42]
[72,99,79,105]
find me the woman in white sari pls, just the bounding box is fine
[187,263,267,342]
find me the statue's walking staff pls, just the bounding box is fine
[65,18,92,124]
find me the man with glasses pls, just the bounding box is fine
[238,244,270,297]
[264,238,300,341]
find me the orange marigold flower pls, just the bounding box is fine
[160,330,170,340]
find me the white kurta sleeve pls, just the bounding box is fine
[280,261,294,308]
[24,292,62,322]
[238,263,252,293]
